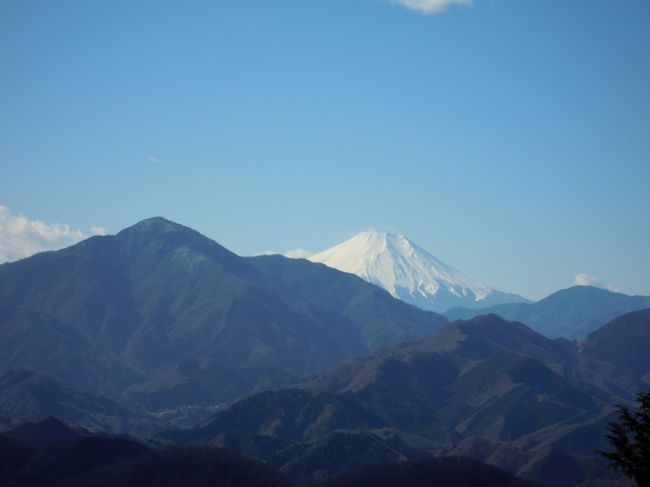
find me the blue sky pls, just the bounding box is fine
[1,0,649,300]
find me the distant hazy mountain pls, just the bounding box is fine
[445,285,650,338]
[0,217,446,412]
[308,231,529,313]
[582,309,650,382]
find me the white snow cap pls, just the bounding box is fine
[309,231,526,312]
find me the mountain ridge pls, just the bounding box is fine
[0,217,447,413]
[158,312,648,486]
[445,285,650,338]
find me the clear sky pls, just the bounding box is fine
[1,0,649,300]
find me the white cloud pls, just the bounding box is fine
[284,248,314,259]
[146,156,162,164]
[0,205,106,263]
[574,273,619,292]
[394,0,473,14]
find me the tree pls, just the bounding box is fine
[600,389,650,486]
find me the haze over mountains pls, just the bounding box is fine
[308,231,529,313]
[306,230,650,339]
[446,286,650,338]
[161,311,650,486]
[0,217,648,486]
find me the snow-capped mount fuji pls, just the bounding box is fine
[308,231,529,313]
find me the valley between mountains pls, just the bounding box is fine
[0,217,648,487]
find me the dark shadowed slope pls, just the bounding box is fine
[0,417,295,487]
[445,286,650,338]
[272,429,432,486]
[307,315,612,443]
[249,255,448,349]
[441,437,589,487]
[2,416,89,445]
[319,456,540,487]
[2,417,553,487]
[160,389,387,444]
[582,309,650,382]
[0,369,161,434]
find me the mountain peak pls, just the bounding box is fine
[353,230,404,239]
[115,217,203,246]
[340,231,412,255]
[309,231,528,313]
[118,217,185,235]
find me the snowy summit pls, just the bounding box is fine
[308,231,528,313]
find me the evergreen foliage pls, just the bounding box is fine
[601,390,650,486]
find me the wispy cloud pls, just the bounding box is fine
[0,205,106,263]
[574,273,619,292]
[146,156,162,164]
[393,0,473,14]
[284,248,314,259]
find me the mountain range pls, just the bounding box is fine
[446,286,650,338]
[0,218,446,414]
[0,217,648,486]
[306,231,650,339]
[308,231,529,312]
[0,417,538,487]
[0,417,296,487]
[3,307,646,485]
[159,311,649,485]
[0,369,163,434]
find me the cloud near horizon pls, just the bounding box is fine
[574,273,619,292]
[0,205,106,264]
[394,0,473,14]
[284,248,314,259]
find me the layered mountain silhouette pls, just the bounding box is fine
[0,417,541,487]
[446,285,650,338]
[0,369,161,434]
[0,416,295,487]
[0,217,446,413]
[168,312,643,442]
[160,313,648,485]
[1,217,647,486]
